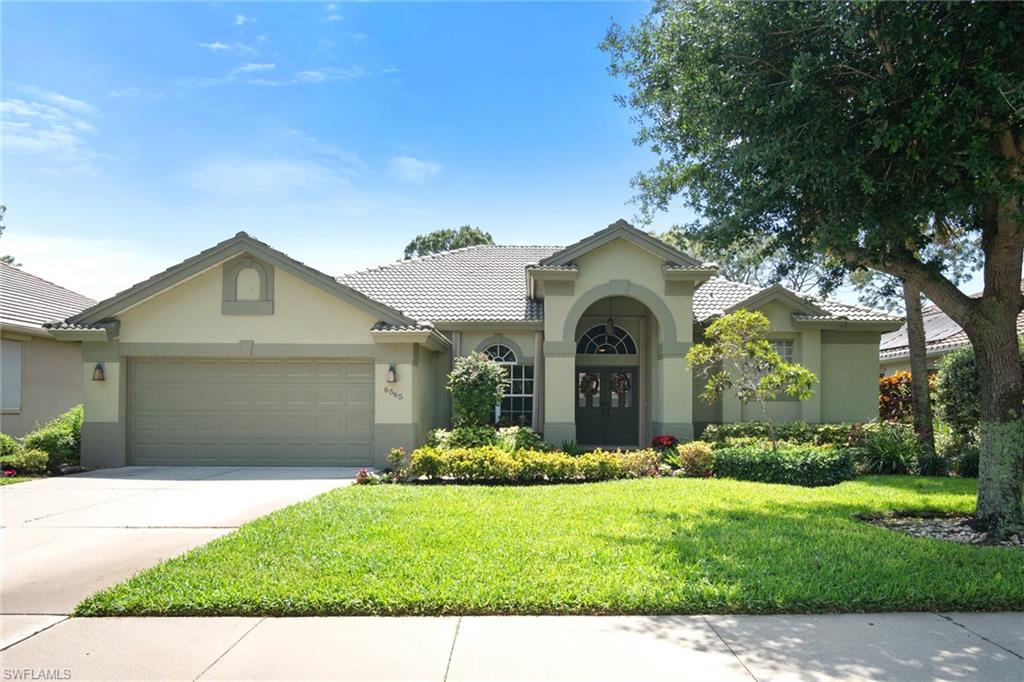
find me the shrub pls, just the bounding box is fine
[701,422,854,446]
[0,433,22,459]
[936,342,1024,441]
[446,352,508,427]
[848,421,920,475]
[406,446,662,483]
[22,405,83,472]
[495,426,549,453]
[1,448,49,475]
[676,441,714,477]
[427,426,497,450]
[878,371,914,422]
[712,443,855,487]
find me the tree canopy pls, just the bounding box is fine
[606,0,1024,532]
[403,225,494,259]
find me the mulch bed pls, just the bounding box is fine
[859,512,1024,550]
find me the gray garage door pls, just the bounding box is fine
[128,358,374,466]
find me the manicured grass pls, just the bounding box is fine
[76,477,1024,616]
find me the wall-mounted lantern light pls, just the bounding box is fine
[92,362,106,382]
[386,364,397,383]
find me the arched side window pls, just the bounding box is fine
[576,325,638,355]
[483,344,517,364]
[481,343,532,427]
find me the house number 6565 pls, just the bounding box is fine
[384,386,404,400]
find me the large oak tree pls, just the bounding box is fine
[605,1,1024,533]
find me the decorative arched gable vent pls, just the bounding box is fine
[576,325,637,355]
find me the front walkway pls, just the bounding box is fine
[1,613,1021,681]
[0,466,357,648]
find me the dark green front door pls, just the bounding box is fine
[575,366,639,446]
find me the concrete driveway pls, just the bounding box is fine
[0,466,356,648]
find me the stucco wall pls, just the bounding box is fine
[0,335,84,437]
[117,266,379,345]
[821,330,884,422]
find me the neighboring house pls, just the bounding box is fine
[0,262,96,437]
[879,280,1024,375]
[49,220,900,469]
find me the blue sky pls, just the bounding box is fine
[4,1,696,299]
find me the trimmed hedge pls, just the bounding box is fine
[0,433,21,459]
[712,443,855,487]
[407,446,660,483]
[701,421,854,446]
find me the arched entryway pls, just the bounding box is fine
[573,296,655,447]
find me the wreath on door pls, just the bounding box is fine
[610,371,631,397]
[578,372,600,398]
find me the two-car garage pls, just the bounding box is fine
[126,358,374,467]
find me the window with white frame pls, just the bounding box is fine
[1,340,23,412]
[482,343,533,427]
[770,339,794,363]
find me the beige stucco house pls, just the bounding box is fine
[49,221,900,468]
[1,262,96,437]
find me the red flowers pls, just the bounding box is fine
[651,435,679,449]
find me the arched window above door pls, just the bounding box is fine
[482,343,517,364]
[576,325,637,355]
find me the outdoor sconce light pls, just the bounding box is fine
[386,364,397,383]
[92,362,106,382]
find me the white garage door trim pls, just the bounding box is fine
[127,357,374,466]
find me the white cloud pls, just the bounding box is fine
[1,233,168,301]
[247,66,366,87]
[198,41,258,56]
[234,63,276,73]
[388,156,442,183]
[182,156,352,199]
[19,86,96,114]
[1,90,101,170]
[325,3,342,21]
[233,14,253,26]
[282,129,366,171]
[108,87,142,99]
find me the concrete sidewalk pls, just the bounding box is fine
[1,613,1020,681]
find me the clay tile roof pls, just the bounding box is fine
[0,262,95,332]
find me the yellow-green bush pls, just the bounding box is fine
[407,446,662,483]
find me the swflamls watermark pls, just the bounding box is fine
[3,669,72,680]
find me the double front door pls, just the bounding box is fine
[575,366,638,446]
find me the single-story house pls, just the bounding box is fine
[1,262,96,437]
[879,279,1024,375]
[49,220,900,468]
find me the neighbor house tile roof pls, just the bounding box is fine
[879,281,1024,361]
[0,262,95,332]
[339,246,895,325]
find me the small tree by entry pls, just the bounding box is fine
[687,310,817,450]
[446,351,508,428]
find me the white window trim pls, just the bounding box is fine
[1,339,24,413]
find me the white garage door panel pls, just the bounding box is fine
[128,358,374,466]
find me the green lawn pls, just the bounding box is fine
[76,477,1024,616]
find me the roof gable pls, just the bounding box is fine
[539,219,704,268]
[724,283,830,317]
[71,232,415,327]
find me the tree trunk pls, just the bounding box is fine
[901,281,936,463]
[967,311,1024,535]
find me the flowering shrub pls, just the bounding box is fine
[446,352,508,427]
[651,434,679,449]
